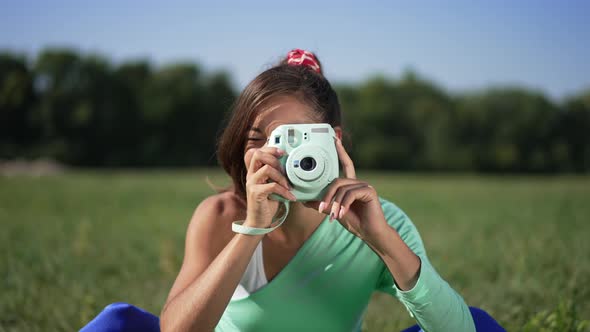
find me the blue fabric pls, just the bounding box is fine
[401,307,506,332]
[79,302,159,332]
[80,303,504,332]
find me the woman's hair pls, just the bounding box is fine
[216,49,343,197]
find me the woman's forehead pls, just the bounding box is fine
[250,97,317,134]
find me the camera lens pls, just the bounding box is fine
[299,157,317,171]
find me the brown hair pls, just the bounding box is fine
[216,51,343,197]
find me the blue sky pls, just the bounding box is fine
[2,0,589,100]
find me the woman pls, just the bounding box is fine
[157,49,477,332]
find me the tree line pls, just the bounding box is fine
[1,48,589,172]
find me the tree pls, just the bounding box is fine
[560,90,590,172]
[0,52,37,158]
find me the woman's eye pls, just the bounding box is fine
[246,137,266,149]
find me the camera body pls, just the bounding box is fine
[268,123,339,202]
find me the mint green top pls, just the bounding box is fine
[215,197,476,331]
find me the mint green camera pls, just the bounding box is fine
[268,123,339,202]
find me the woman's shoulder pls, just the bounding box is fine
[194,190,247,226]
[181,191,248,253]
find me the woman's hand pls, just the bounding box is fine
[244,147,297,228]
[307,137,388,241]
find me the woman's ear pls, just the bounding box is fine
[333,126,343,140]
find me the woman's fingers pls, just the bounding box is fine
[328,183,369,222]
[338,185,376,219]
[247,147,284,175]
[319,178,366,213]
[244,146,299,202]
[253,182,296,202]
[334,137,356,179]
[249,164,291,190]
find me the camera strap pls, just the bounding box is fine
[232,201,290,235]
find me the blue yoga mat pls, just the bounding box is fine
[80,302,505,332]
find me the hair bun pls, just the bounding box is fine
[286,49,321,74]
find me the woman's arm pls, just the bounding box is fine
[159,196,264,332]
[371,200,476,332]
[318,137,475,331]
[161,146,293,331]
[365,219,421,290]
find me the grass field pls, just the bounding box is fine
[1,170,589,331]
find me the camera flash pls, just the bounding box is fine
[288,128,295,145]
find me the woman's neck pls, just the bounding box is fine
[265,201,325,247]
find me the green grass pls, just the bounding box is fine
[1,170,589,331]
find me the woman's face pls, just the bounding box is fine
[244,95,321,168]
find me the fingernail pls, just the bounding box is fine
[319,202,326,213]
[329,212,334,222]
[339,206,345,219]
[276,148,285,155]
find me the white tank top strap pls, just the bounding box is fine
[231,240,269,300]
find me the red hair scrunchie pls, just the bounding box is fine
[286,49,321,74]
